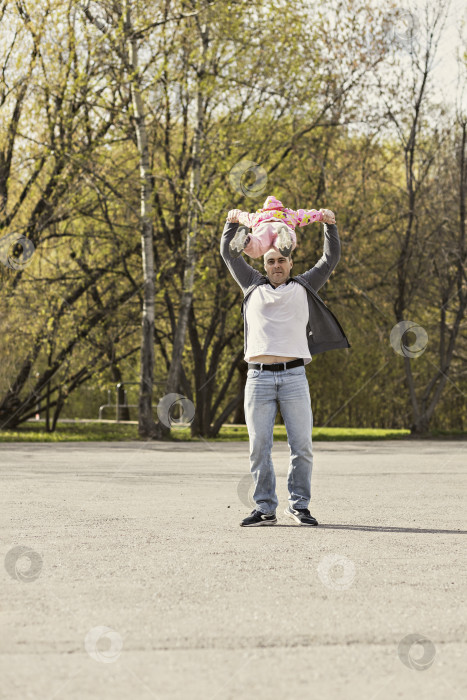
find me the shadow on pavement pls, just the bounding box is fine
[316,524,467,534]
[245,524,466,533]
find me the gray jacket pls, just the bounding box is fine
[220,221,351,357]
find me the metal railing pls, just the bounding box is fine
[98,382,163,422]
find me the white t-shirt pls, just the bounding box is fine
[244,281,312,363]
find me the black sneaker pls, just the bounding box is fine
[240,509,277,527]
[229,225,251,258]
[284,506,318,526]
[276,224,293,257]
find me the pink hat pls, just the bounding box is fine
[262,195,284,211]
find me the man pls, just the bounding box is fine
[220,207,351,527]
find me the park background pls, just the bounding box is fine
[0,0,466,439]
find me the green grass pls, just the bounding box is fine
[0,421,140,442]
[0,420,463,442]
[218,426,413,441]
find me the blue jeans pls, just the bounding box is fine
[244,365,313,514]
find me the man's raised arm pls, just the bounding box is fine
[220,221,263,293]
[299,223,341,292]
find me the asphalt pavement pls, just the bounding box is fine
[1,439,466,700]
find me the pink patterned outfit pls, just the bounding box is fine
[237,196,324,258]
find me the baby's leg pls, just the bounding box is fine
[270,223,297,254]
[243,222,277,258]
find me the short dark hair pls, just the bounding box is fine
[264,252,292,263]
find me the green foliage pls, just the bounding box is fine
[0,0,465,435]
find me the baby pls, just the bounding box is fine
[227,195,336,259]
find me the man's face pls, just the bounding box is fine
[264,249,293,287]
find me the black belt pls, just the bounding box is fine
[247,358,304,372]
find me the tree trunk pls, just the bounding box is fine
[407,120,467,436]
[51,389,64,432]
[109,355,130,422]
[209,390,245,437]
[158,14,209,437]
[410,413,431,436]
[45,377,51,432]
[232,360,248,425]
[125,3,157,438]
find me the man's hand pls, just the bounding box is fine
[320,208,336,225]
[226,209,241,223]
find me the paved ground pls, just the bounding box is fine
[1,439,466,700]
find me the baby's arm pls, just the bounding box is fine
[296,208,336,225]
[238,211,256,227]
[226,209,242,222]
[226,209,255,227]
[296,208,325,226]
